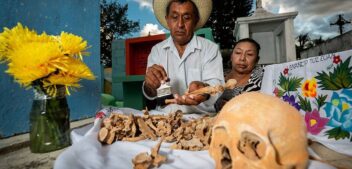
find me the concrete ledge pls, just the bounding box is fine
[0,117,94,155]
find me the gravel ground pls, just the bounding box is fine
[0,147,65,169]
[0,118,93,169]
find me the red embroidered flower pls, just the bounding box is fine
[302,78,317,98]
[95,112,105,119]
[273,87,279,97]
[333,55,341,64]
[283,68,289,75]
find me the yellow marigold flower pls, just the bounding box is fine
[302,78,317,97]
[41,57,95,95]
[60,32,89,59]
[0,23,54,61]
[0,32,9,61]
[32,32,55,43]
[42,73,81,96]
[0,23,95,97]
[44,73,81,87]
[0,23,36,61]
[6,42,63,86]
[63,57,95,80]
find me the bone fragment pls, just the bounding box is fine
[165,79,237,104]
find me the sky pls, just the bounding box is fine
[119,0,352,40]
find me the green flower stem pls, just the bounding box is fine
[47,99,63,146]
[38,114,48,152]
[30,113,40,152]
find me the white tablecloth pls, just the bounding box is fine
[54,107,335,169]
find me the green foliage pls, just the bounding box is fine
[100,0,139,67]
[204,0,253,49]
[315,94,328,111]
[279,73,289,91]
[298,95,312,112]
[277,88,285,98]
[295,33,313,59]
[296,33,310,49]
[278,73,304,92]
[325,127,351,140]
[316,57,352,90]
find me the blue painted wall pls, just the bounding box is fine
[0,0,101,138]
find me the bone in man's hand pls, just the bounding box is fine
[189,79,237,95]
[165,79,237,105]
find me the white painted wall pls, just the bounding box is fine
[252,32,276,64]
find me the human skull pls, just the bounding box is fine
[209,92,308,169]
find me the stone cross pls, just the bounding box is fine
[330,14,351,35]
[256,0,262,9]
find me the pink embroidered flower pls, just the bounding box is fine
[95,111,105,119]
[302,78,317,97]
[333,55,341,64]
[273,87,279,97]
[305,109,329,135]
[283,68,289,75]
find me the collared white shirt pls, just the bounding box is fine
[143,35,224,113]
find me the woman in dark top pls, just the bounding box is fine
[215,38,264,112]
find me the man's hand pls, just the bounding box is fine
[173,81,210,105]
[144,64,168,97]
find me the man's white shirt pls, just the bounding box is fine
[142,35,224,113]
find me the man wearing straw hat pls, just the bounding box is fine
[142,0,224,114]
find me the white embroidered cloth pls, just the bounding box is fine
[54,107,335,169]
[261,50,352,156]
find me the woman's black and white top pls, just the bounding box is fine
[214,66,264,112]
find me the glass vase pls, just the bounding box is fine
[29,86,71,153]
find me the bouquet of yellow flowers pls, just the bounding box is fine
[0,23,95,96]
[0,23,96,153]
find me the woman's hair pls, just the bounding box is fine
[234,38,261,62]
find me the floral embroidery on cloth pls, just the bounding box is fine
[261,49,352,156]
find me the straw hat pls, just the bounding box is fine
[153,0,212,30]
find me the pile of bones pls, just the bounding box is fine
[98,110,213,151]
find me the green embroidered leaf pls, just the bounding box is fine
[316,57,352,90]
[315,94,328,111]
[325,127,351,140]
[277,88,285,97]
[288,77,304,91]
[278,73,303,92]
[278,73,289,92]
[298,95,312,112]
